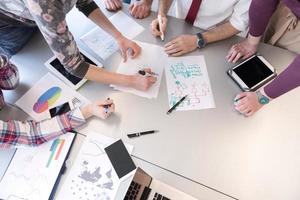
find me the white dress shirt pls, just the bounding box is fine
[169,0,251,32]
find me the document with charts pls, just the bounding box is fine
[165,56,215,111]
[0,133,75,200]
[111,41,166,99]
[80,11,144,60]
[56,133,134,200]
[15,73,90,120]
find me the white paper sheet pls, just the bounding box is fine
[165,56,215,111]
[15,73,90,120]
[56,133,134,200]
[80,11,144,60]
[0,133,75,200]
[111,41,166,99]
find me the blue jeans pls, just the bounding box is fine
[0,17,37,57]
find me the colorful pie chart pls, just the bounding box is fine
[33,87,62,113]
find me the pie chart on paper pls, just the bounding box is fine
[33,87,62,113]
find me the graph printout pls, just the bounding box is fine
[165,56,215,111]
[0,133,75,200]
[16,73,89,120]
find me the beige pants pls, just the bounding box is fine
[263,1,300,54]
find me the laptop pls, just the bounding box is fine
[123,167,198,200]
[105,140,198,200]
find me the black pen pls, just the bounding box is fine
[127,130,158,138]
[166,95,188,115]
[138,70,158,76]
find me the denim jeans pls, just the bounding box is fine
[0,16,37,57]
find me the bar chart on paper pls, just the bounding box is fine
[0,133,75,200]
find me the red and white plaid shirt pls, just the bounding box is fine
[0,108,86,148]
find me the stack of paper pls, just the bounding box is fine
[56,133,134,200]
[15,73,90,120]
[165,56,215,111]
[80,11,145,60]
[0,133,75,200]
[111,41,166,99]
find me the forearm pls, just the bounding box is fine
[88,8,122,40]
[0,108,86,148]
[0,55,19,90]
[264,55,300,99]
[84,64,132,86]
[158,0,173,16]
[249,0,279,36]
[203,22,240,44]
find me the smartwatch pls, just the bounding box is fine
[196,32,206,48]
[256,90,270,105]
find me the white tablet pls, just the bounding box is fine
[45,48,102,90]
[227,55,277,91]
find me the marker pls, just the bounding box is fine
[103,97,112,114]
[138,70,158,76]
[127,130,158,138]
[158,15,165,41]
[234,96,244,103]
[166,95,188,115]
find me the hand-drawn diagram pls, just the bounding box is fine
[165,56,215,111]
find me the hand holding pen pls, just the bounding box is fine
[91,98,115,119]
[131,68,158,91]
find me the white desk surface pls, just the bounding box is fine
[1,3,300,200]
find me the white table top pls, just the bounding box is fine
[2,3,300,200]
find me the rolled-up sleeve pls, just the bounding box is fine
[76,0,99,17]
[229,0,251,32]
[25,0,90,78]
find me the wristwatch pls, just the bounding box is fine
[196,32,206,48]
[256,90,270,105]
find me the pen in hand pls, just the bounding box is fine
[157,15,165,41]
[138,70,158,76]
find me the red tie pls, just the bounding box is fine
[185,0,202,25]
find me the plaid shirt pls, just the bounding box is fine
[0,108,86,148]
[0,55,19,109]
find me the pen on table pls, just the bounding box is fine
[166,94,188,115]
[138,70,158,76]
[157,15,165,41]
[127,130,159,138]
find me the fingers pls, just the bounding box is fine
[234,92,247,102]
[129,43,141,58]
[143,68,152,73]
[150,20,162,37]
[105,0,122,11]
[130,3,150,19]
[121,48,127,62]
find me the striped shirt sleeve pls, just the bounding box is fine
[0,108,86,148]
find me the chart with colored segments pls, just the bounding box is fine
[16,73,90,120]
[0,133,75,200]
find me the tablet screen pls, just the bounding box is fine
[233,56,273,88]
[49,53,96,85]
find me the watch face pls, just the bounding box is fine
[197,38,205,48]
[259,96,269,105]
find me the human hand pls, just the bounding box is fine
[164,34,198,56]
[150,15,167,39]
[116,36,141,62]
[226,37,260,63]
[129,0,152,19]
[234,92,262,117]
[104,0,122,11]
[81,99,115,120]
[130,68,157,91]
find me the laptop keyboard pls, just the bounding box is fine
[124,181,171,200]
[153,193,170,200]
[124,181,142,200]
